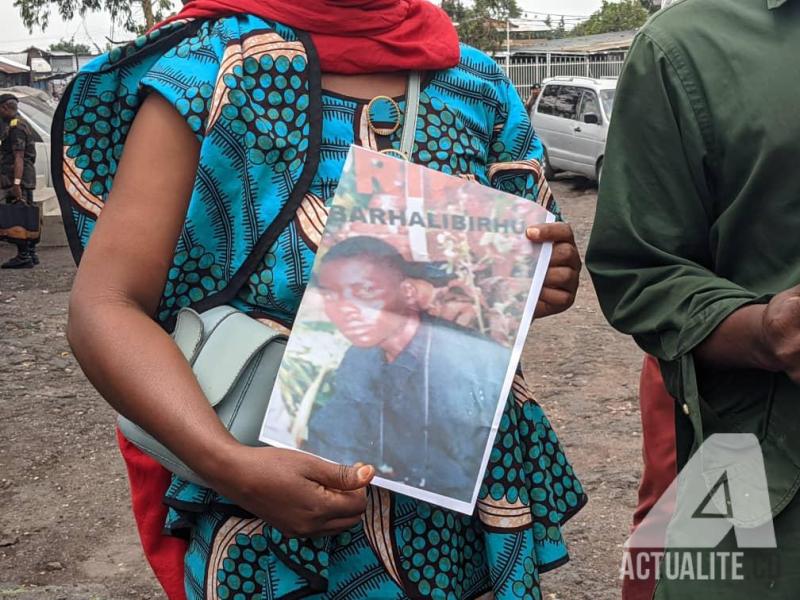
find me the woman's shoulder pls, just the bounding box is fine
[428,43,514,108]
[78,14,301,77]
[455,43,507,78]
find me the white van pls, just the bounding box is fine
[531,76,616,182]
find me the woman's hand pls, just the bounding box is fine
[527,223,582,319]
[210,446,375,538]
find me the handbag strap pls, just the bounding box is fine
[400,71,422,159]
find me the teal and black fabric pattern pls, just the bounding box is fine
[53,16,322,328]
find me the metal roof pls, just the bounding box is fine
[0,56,31,75]
[29,57,52,73]
[0,52,29,65]
[507,18,553,33]
[512,30,638,55]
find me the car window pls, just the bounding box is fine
[552,85,581,120]
[600,89,615,117]
[578,90,602,123]
[536,85,559,116]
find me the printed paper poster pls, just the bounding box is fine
[260,146,554,514]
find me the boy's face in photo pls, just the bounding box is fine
[317,256,418,348]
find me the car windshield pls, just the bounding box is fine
[600,89,615,117]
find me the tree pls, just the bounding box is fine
[442,0,522,53]
[49,39,91,54]
[14,0,174,36]
[441,0,468,23]
[639,0,662,13]
[552,15,567,38]
[570,0,649,37]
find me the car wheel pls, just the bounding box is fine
[541,146,555,180]
[596,158,604,184]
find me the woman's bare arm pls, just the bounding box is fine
[67,93,229,470]
[68,93,373,537]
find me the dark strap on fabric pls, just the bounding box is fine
[173,29,324,327]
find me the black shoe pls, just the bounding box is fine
[28,242,39,265]
[1,254,34,269]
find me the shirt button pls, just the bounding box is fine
[682,403,691,416]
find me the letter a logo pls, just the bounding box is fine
[692,472,733,520]
[627,434,777,550]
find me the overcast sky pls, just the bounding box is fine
[0,0,605,53]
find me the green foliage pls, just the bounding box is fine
[13,0,173,36]
[570,0,649,37]
[549,15,568,39]
[640,0,662,13]
[442,0,522,53]
[48,39,91,54]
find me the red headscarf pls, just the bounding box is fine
[158,0,460,74]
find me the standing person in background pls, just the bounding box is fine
[0,93,39,269]
[525,83,542,113]
[587,0,800,597]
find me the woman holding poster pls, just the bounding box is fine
[57,1,586,598]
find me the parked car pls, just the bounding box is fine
[530,76,616,182]
[0,86,56,189]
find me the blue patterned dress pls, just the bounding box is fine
[54,15,586,600]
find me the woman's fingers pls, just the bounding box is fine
[539,287,576,309]
[534,287,577,318]
[550,240,582,270]
[217,447,373,539]
[543,266,579,292]
[299,456,373,521]
[531,225,581,319]
[312,493,369,524]
[526,224,582,274]
[303,456,374,491]
[526,222,574,244]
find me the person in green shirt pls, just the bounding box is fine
[586,0,800,596]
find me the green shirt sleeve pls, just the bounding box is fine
[586,31,760,362]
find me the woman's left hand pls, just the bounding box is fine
[527,223,582,319]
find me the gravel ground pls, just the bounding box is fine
[0,177,643,599]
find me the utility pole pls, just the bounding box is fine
[505,13,511,74]
[141,0,155,30]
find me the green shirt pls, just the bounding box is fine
[586,0,800,516]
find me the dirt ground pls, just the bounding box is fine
[0,178,644,600]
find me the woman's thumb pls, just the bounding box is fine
[315,462,375,491]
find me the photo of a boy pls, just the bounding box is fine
[302,236,511,501]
